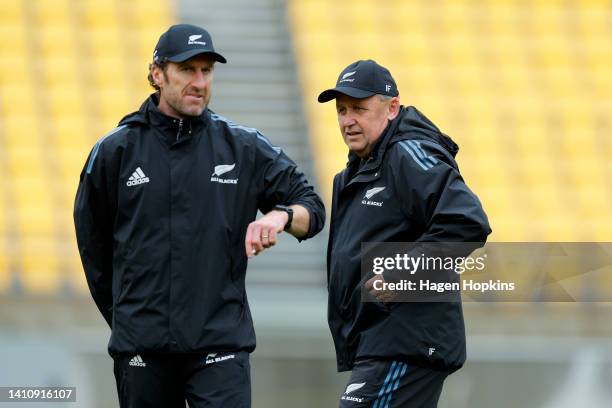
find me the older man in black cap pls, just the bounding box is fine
[320,60,491,407]
[74,24,325,407]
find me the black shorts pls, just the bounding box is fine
[113,351,250,408]
[338,359,449,408]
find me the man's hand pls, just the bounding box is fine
[364,274,396,303]
[245,210,289,258]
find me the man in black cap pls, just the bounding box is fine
[320,60,491,407]
[74,24,325,407]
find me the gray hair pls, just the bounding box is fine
[377,94,393,102]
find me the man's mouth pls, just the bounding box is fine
[185,94,204,101]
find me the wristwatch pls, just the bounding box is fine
[273,205,293,230]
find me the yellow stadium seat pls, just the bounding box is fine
[89,56,127,87]
[481,3,517,36]
[10,173,52,206]
[0,0,23,22]
[128,27,165,62]
[30,0,71,24]
[19,237,61,295]
[77,0,119,28]
[7,149,40,177]
[41,56,80,88]
[0,193,6,235]
[84,27,123,59]
[128,0,173,28]
[14,202,55,238]
[0,24,27,55]
[55,148,88,180]
[37,25,76,58]
[47,86,85,119]
[445,37,479,67]
[294,32,335,64]
[97,87,132,124]
[341,0,378,34]
[52,117,88,147]
[4,120,40,148]
[0,55,30,89]
[288,0,330,32]
[574,184,610,213]
[0,84,35,116]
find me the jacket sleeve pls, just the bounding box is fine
[254,133,325,240]
[73,141,116,327]
[394,140,492,243]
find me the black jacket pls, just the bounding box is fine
[74,94,325,357]
[327,106,491,372]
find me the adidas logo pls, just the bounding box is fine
[127,167,150,187]
[129,355,146,367]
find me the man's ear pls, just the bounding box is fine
[151,65,164,87]
[387,97,401,120]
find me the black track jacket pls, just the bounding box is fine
[327,106,491,372]
[74,94,325,357]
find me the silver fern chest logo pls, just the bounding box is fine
[362,186,385,207]
[211,163,238,184]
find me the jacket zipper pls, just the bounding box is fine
[176,119,183,141]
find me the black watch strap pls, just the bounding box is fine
[273,205,293,230]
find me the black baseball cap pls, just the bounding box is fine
[317,59,398,103]
[153,24,227,64]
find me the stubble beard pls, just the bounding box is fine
[168,94,208,118]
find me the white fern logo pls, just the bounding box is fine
[188,34,206,45]
[212,163,236,177]
[345,382,366,394]
[364,186,385,199]
[342,71,356,80]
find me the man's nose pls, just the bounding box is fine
[191,71,207,88]
[340,114,356,128]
